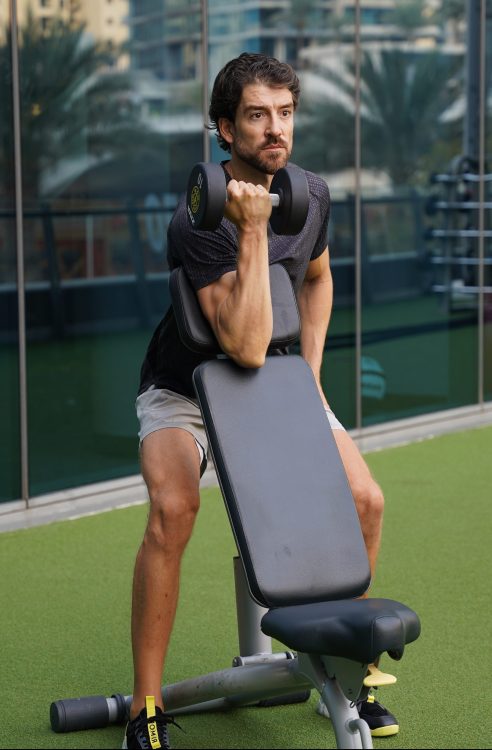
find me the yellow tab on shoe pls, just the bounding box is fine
[145,696,161,750]
[363,664,397,687]
[145,695,156,718]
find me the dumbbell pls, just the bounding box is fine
[186,162,309,235]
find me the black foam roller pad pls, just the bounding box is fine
[50,695,109,733]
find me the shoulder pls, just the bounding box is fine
[292,164,331,227]
[303,167,330,204]
[168,193,188,239]
[289,162,330,209]
[167,189,238,288]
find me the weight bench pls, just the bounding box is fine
[50,264,420,749]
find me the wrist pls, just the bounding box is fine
[237,222,268,238]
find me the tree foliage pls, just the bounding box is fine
[297,48,463,187]
[0,10,146,202]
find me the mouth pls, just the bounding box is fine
[262,144,285,151]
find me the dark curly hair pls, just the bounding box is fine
[208,52,300,153]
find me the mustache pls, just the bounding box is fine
[261,138,288,148]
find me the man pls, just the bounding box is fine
[124,52,396,750]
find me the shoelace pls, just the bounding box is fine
[356,697,387,715]
[133,711,183,750]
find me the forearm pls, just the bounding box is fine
[216,227,273,367]
[298,268,333,404]
[196,180,274,368]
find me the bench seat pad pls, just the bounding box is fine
[261,597,421,663]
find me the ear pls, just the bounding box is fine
[218,117,235,146]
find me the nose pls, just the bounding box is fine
[266,114,283,138]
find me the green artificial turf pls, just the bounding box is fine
[0,425,491,749]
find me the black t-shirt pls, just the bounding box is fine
[138,162,331,399]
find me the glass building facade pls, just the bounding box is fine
[1,0,491,508]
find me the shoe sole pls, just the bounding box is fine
[370,724,399,737]
[317,699,399,738]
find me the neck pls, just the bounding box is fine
[225,156,273,189]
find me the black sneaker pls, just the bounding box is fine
[357,694,399,737]
[123,696,179,749]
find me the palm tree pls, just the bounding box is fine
[391,0,431,38]
[296,48,463,187]
[0,10,146,205]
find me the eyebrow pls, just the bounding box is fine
[243,102,294,113]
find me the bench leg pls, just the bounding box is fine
[297,653,373,749]
[233,556,272,657]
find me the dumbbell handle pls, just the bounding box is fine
[225,192,281,208]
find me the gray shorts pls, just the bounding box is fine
[136,386,346,477]
[136,386,210,476]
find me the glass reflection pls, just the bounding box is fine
[16,1,202,494]
[360,0,478,425]
[5,0,489,500]
[0,8,21,502]
[484,0,492,402]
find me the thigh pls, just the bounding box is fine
[136,386,208,477]
[140,427,202,499]
[332,428,376,494]
[322,407,374,490]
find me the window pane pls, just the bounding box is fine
[485,0,492,403]
[17,1,203,494]
[0,9,21,502]
[360,0,478,426]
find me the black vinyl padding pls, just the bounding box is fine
[170,264,301,356]
[177,262,421,664]
[261,597,421,663]
[193,354,372,609]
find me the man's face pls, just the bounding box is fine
[221,83,295,174]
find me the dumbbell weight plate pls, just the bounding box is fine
[187,162,226,231]
[187,162,309,235]
[270,166,310,235]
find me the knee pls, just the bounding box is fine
[352,479,384,525]
[145,484,200,553]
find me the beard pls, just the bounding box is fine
[232,137,291,175]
